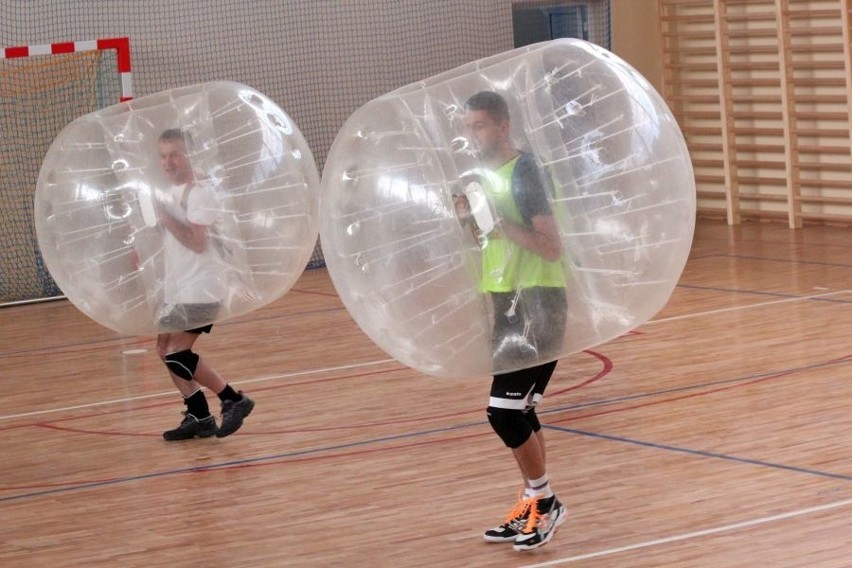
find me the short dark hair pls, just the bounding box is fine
[158,128,185,143]
[464,91,510,123]
[158,128,196,152]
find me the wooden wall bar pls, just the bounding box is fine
[658,0,852,227]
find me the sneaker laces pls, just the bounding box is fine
[503,491,532,525]
[221,397,240,412]
[179,411,210,424]
[522,495,544,533]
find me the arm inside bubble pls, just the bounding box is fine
[499,213,562,262]
[156,183,221,254]
[499,154,563,261]
[453,193,471,224]
[156,200,210,254]
[450,190,478,240]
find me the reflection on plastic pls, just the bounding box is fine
[319,39,696,379]
[464,181,495,236]
[35,81,320,336]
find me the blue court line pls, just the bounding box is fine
[544,424,852,483]
[3,359,848,504]
[537,356,852,483]
[0,420,483,504]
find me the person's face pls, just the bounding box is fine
[463,109,507,163]
[158,138,192,184]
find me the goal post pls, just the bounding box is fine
[0,37,132,306]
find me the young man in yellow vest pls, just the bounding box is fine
[458,91,568,551]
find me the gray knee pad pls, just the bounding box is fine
[164,349,199,381]
[487,406,533,449]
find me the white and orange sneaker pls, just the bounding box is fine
[513,494,567,551]
[483,491,533,543]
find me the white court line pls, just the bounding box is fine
[7,290,847,422]
[0,358,396,421]
[521,497,852,567]
[6,290,852,420]
[648,289,850,325]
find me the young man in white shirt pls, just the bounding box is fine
[154,128,255,440]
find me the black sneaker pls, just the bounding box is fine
[216,392,255,438]
[162,412,217,441]
[513,495,567,551]
[484,492,532,543]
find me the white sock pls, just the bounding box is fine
[527,474,553,499]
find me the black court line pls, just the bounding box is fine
[676,283,851,304]
[714,253,852,269]
[544,424,852,483]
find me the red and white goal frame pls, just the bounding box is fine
[1,36,133,102]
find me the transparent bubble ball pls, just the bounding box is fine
[35,81,320,335]
[320,39,696,379]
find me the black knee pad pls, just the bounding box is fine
[164,349,199,381]
[524,407,542,433]
[487,406,533,449]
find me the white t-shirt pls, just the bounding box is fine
[160,181,226,305]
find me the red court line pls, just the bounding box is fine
[3,354,846,494]
[549,353,852,425]
[0,352,613,492]
[0,430,488,492]
[549,349,613,397]
[186,354,852,474]
[16,350,612,437]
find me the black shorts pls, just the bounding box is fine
[489,360,559,410]
[490,286,567,371]
[158,303,220,334]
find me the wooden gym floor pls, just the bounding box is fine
[0,218,850,567]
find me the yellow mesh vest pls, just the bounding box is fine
[480,156,566,293]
